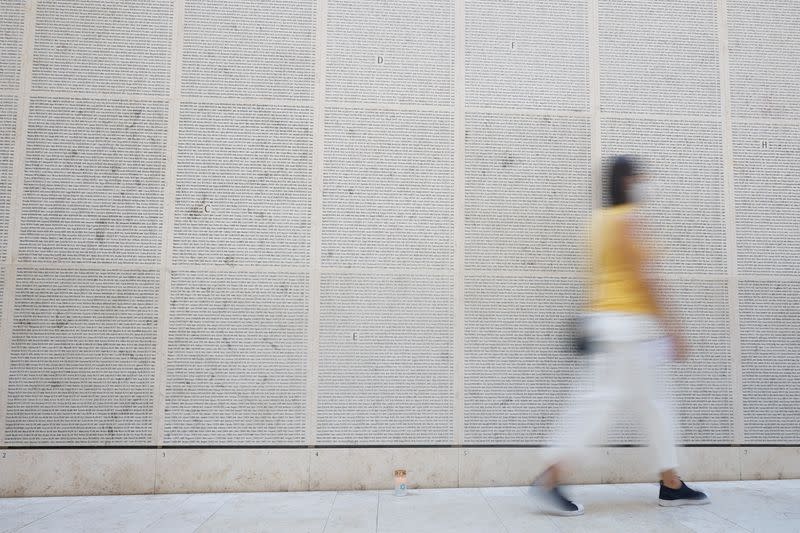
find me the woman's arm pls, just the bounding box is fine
[619,214,688,360]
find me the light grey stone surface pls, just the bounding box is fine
[1,480,798,532]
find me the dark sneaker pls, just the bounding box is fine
[658,481,710,506]
[528,484,585,516]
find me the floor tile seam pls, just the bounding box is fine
[11,496,86,532]
[373,490,380,533]
[739,449,743,480]
[190,494,232,533]
[618,482,744,528]
[151,450,157,495]
[692,506,752,532]
[613,482,658,500]
[138,493,192,532]
[477,488,510,533]
[320,491,338,533]
[6,499,60,514]
[593,483,662,522]
[515,485,565,532]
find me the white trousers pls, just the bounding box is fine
[555,312,679,473]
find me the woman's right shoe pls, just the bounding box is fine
[658,480,710,506]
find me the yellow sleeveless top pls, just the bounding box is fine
[589,205,656,314]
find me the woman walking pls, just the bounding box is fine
[531,156,710,516]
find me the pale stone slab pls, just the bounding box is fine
[377,488,505,533]
[0,480,798,532]
[195,491,334,533]
[615,483,746,533]
[5,447,800,497]
[676,447,741,482]
[309,448,459,491]
[322,491,379,533]
[0,449,155,497]
[741,447,800,480]
[594,447,742,484]
[458,447,604,488]
[155,449,310,493]
[602,447,658,483]
[546,483,697,533]
[480,486,561,532]
[14,494,188,533]
[140,493,234,532]
[684,480,800,533]
[0,497,84,532]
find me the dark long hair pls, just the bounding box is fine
[608,155,637,206]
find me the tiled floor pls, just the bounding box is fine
[1,480,798,533]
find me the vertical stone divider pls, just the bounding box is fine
[153,0,186,448]
[453,0,466,448]
[307,0,327,450]
[588,0,602,211]
[588,5,601,454]
[587,0,601,459]
[0,0,38,447]
[716,0,745,446]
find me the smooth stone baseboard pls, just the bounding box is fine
[0,447,797,497]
